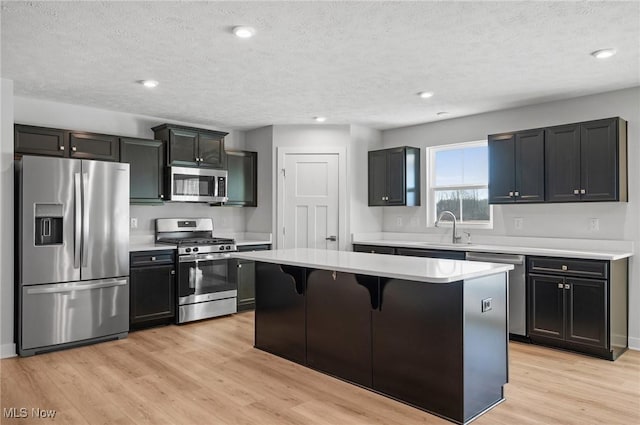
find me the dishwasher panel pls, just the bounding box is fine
[466,252,526,336]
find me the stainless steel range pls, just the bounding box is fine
[156,218,237,323]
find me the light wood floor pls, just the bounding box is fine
[1,311,639,425]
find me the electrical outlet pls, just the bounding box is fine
[589,218,600,232]
[130,218,138,229]
[396,216,403,226]
[514,217,523,230]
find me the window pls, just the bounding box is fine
[427,140,491,227]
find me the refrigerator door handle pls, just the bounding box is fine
[25,279,128,295]
[74,172,82,269]
[81,172,89,267]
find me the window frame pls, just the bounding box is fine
[426,140,493,229]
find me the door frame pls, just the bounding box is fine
[276,147,348,251]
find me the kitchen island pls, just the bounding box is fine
[233,248,513,424]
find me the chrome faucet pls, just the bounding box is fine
[435,210,462,244]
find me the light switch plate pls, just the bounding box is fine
[514,217,523,230]
[589,218,600,232]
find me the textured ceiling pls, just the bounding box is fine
[1,1,639,130]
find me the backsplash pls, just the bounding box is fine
[130,203,246,237]
[382,202,632,241]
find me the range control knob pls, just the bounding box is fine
[219,246,225,251]
[193,247,199,252]
[226,246,232,250]
[185,248,191,253]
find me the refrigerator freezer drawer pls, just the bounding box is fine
[21,278,129,351]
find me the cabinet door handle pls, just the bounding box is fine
[573,189,580,195]
[72,146,77,152]
[580,189,586,194]
[561,265,568,271]
[514,191,520,197]
[564,284,570,290]
[508,191,514,196]
[59,145,65,151]
[159,194,164,199]
[170,270,175,275]
[237,264,242,269]
[150,256,156,261]
[557,283,564,289]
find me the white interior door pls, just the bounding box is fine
[282,153,339,250]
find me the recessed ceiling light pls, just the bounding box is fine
[233,26,256,38]
[314,116,326,122]
[591,48,616,59]
[141,80,159,88]
[417,91,434,99]
[436,112,450,117]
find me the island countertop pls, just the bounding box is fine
[232,248,513,283]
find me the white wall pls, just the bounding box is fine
[0,79,15,357]
[14,96,248,238]
[350,125,383,234]
[381,86,640,348]
[245,126,273,233]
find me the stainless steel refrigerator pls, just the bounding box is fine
[17,155,130,356]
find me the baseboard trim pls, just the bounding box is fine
[1,343,16,359]
[629,337,640,351]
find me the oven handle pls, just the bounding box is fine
[179,253,233,262]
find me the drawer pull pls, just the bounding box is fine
[558,283,564,289]
[150,256,157,261]
[72,146,77,152]
[561,265,568,271]
[573,189,580,195]
[564,284,570,289]
[59,145,65,151]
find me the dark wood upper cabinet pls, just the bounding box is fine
[69,132,119,161]
[368,146,420,206]
[198,131,226,168]
[15,125,119,161]
[488,129,544,204]
[167,127,199,166]
[546,117,626,202]
[120,137,165,204]
[15,125,68,157]
[225,150,257,207]
[152,124,228,169]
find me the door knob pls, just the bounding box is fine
[325,236,337,242]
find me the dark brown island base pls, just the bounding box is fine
[233,248,513,424]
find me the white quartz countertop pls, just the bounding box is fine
[232,248,513,284]
[235,239,272,247]
[352,239,632,261]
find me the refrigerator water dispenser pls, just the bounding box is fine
[34,203,63,246]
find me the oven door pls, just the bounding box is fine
[178,253,237,304]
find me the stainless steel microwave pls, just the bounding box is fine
[168,166,228,203]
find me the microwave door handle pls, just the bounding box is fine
[81,172,89,267]
[74,172,82,269]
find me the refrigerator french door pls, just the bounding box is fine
[18,156,130,356]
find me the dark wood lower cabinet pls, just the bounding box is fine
[254,263,307,364]
[352,244,395,255]
[528,274,565,340]
[527,256,627,360]
[306,271,376,387]
[130,250,176,329]
[372,279,464,421]
[254,262,508,424]
[233,244,272,311]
